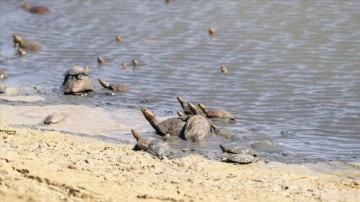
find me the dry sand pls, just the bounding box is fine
[0,94,359,202]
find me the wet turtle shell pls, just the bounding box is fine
[131,129,170,157]
[23,2,51,14]
[182,103,211,142]
[141,107,185,137]
[98,79,130,91]
[220,144,254,155]
[198,103,236,122]
[61,75,94,95]
[221,153,255,164]
[63,66,89,78]
[211,124,232,139]
[44,112,67,125]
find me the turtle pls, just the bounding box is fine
[198,103,236,122]
[176,96,203,115]
[0,70,7,79]
[221,153,256,164]
[219,144,257,164]
[22,2,51,14]
[132,59,139,66]
[211,124,232,139]
[44,112,67,125]
[115,35,124,42]
[61,67,94,95]
[98,79,131,92]
[208,26,217,35]
[141,107,186,137]
[220,65,229,73]
[13,34,42,51]
[182,103,211,142]
[131,129,170,158]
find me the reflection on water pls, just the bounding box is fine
[1,0,359,163]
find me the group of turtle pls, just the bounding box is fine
[60,65,130,95]
[131,96,258,164]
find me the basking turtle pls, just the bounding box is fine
[22,2,51,14]
[219,144,256,164]
[182,103,211,142]
[98,79,130,91]
[141,107,186,137]
[44,112,67,125]
[211,124,232,139]
[13,34,42,51]
[221,153,256,164]
[131,129,170,158]
[198,103,236,122]
[61,67,94,95]
[176,96,203,115]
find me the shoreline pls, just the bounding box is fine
[1,94,360,201]
[0,125,359,201]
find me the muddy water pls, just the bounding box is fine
[0,0,359,163]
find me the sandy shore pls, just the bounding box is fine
[0,94,360,201]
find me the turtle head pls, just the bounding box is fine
[176,96,186,109]
[22,2,30,11]
[187,102,199,115]
[13,34,24,47]
[131,129,141,142]
[97,57,105,64]
[197,103,208,114]
[219,144,227,153]
[17,48,26,56]
[176,110,185,117]
[141,107,156,121]
[98,79,110,89]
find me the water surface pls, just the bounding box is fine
[1,0,359,163]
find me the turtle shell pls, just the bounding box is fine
[61,76,94,94]
[158,117,186,137]
[64,66,89,77]
[220,144,254,154]
[146,139,170,157]
[183,115,211,142]
[221,153,255,164]
[44,112,67,124]
[109,84,130,91]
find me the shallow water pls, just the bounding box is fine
[1,0,359,163]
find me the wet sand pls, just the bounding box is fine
[1,94,360,201]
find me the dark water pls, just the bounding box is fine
[1,0,359,163]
